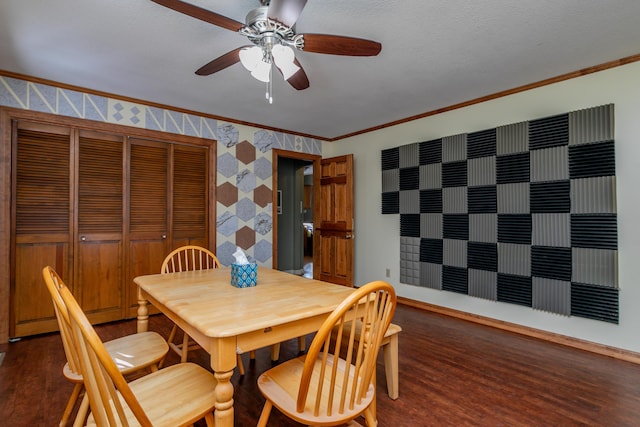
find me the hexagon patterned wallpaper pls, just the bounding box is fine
[214,125,321,266]
[0,75,322,267]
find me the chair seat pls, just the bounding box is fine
[258,354,374,425]
[87,363,217,427]
[384,323,402,340]
[62,331,169,382]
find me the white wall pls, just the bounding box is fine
[325,61,640,353]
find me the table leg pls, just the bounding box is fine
[213,370,234,427]
[271,342,280,361]
[137,291,149,333]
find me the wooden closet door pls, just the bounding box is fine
[126,138,170,315]
[12,122,71,337]
[76,130,124,323]
[171,145,209,249]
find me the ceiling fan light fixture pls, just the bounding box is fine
[239,46,263,72]
[272,44,300,80]
[251,58,272,82]
[280,61,300,80]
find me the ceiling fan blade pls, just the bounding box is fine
[267,0,308,28]
[276,58,310,90]
[151,0,244,32]
[195,46,251,76]
[301,34,382,56]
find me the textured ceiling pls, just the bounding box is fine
[1,0,640,140]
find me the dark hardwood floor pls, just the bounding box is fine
[2,303,640,426]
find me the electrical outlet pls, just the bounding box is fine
[385,268,390,278]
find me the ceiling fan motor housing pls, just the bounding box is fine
[245,6,268,26]
[241,6,303,50]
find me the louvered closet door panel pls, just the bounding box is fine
[172,145,209,248]
[127,138,169,314]
[77,130,124,321]
[13,122,71,337]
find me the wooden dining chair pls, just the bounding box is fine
[58,277,217,427]
[257,280,397,427]
[43,266,170,427]
[160,245,222,364]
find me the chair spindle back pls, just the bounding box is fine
[161,245,221,274]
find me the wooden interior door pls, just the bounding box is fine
[314,154,355,287]
[11,122,72,336]
[75,130,124,323]
[126,138,170,316]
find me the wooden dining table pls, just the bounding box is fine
[134,266,356,427]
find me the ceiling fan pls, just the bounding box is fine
[151,0,382,96]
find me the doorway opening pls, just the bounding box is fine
[272,149,321,278]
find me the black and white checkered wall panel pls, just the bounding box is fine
[381,104,619,323]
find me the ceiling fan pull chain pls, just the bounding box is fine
[267,66,274,104]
